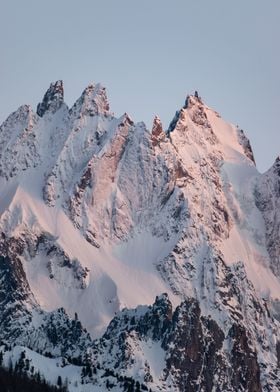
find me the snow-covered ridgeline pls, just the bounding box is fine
[0,82,279,391]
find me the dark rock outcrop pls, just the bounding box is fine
[37,80,64,117]
[229,323,261,392]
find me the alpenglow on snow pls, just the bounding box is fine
[0,81,279,391]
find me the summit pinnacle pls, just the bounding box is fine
[36,80,64,117]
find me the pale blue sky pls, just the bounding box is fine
[1,0,279,171]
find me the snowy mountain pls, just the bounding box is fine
[0,81,279,391]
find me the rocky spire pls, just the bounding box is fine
[36,80,64,117]
[151,115,165,146]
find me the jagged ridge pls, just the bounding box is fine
[0,81,279,391]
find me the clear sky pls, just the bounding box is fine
[0,0,279,172]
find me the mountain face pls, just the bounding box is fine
[0,81,279,391]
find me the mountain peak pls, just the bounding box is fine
[0,104,35,134]
[70,82,111,118]
[184,91,203,109]
[36,80,64,117]
[167,92,204,134]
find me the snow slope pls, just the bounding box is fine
[0,83,279,391]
